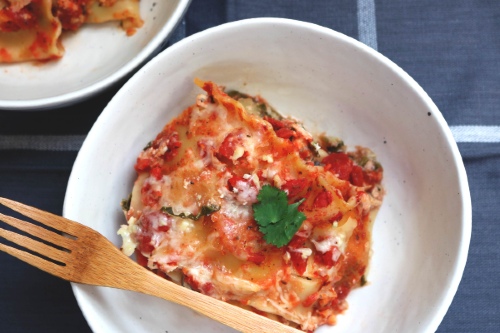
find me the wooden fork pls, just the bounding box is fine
[0,197,302,333]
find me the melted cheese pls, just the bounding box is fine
[120,80,385,332]
[312,217,358,254]
[117,216,138,256]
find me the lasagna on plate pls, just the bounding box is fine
[0,0,142,63]
[119,80,385,332]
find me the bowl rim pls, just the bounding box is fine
[0,0,192,111]
[65,17,472,333]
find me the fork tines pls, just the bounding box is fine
[0,197,75,274]
[0,197,77,237]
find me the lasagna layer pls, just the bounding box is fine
[119,80,385,332]
[0,0,142,62]
[0,0,63,62]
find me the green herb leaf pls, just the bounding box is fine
[252,185,306,247]
[121,194,132,211]
[161,204,220,221]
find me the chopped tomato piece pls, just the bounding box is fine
[263,116,286,131]
[364,169,383,185]
[288,235,308,275]
[264,116,298,141]
[141,183,162,206]
[322,152,353,181]
[282,178,309,198]
[218,131,245,161]
[135,157,152,172]
[137,234,154,253]
[157,225,170,232]
[350,165,364,186]
[160,132,181,162]
[275,127,297,141]
[314,248,336,268]
[150,166,163,180]
[313,190,333,209]
[289,251,308,275]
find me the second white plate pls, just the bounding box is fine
[0,0,191,110]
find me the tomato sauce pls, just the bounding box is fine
[0,4,38,32]
[121,80,385,332]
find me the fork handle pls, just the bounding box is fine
[134,269,301,333]
[86,245,301,333]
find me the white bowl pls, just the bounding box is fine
[0,0,191,110]
[64,18,471,333]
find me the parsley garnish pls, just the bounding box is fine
[252,185,306,247]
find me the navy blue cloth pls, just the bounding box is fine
[0,1,498,332]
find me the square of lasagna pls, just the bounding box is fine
[119,80,384,332]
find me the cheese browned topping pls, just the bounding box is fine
[119,80,385,331]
